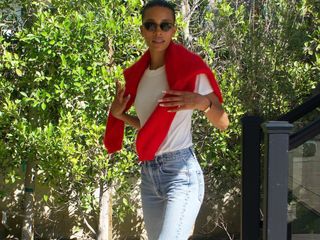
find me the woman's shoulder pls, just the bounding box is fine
[171,42,203,61]
[169,42,209,73]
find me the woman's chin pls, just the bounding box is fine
[149,42,169,52]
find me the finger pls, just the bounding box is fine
[168,105,186,112]
[116,81,126,99]
[118,87,125,100]
[159,102,184,107]
[158,96,182,103]
[115,80,120,94]
[162,89,186,96]
[168,109,179,112]
[124,94,131,105]
[115,81,125,98]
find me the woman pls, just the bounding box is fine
[104,1,229,239]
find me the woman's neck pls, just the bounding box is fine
[149,51,165,70]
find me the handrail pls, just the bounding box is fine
[262,121,293,240]
[289,117,320,150]
[241,91,320,240]
[278,93,320,123]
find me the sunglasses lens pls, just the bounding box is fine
[143,22,156,31]
[160,23,172,31]
[143,22,173,32]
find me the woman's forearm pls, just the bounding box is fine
[203,93,229,130]
[117,113,141,129]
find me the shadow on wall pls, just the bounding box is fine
[193,174,241,240]
[0,179,80,239]
[0,175,240,239]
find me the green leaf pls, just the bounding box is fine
[16,69,23,76]
[20,92,28,97]
[41,102,47,110]
[60,54,67,67]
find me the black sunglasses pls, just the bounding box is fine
[143,22,174,32]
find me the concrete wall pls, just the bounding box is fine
[0,175,240,239]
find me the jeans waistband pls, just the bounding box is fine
[140,147,193,166]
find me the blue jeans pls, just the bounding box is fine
[140,147,205,240]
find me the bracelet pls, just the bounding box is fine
[203,99,212,113]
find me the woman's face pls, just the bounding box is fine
[140,6,176,54]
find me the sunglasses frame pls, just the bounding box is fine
[142,21,174,32]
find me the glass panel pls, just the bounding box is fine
[292,107,320,132]
[288,133,320,240]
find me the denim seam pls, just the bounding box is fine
[196,170,204,203]
[176,164,191,239]
[176,187,191,239]
[147,165,162,198]
[187,147,197,160]
[157,198,167,240]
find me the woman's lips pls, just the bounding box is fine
[152,39,165,44]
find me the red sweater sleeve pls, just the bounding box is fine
[103,112,125,154]
[103,88,135,154]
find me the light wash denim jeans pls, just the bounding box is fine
[140,147,205,240]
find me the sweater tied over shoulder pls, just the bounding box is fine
[104,41,223,161]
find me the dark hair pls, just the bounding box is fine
[141,0,176,22]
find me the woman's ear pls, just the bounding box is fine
[172,26,177,36]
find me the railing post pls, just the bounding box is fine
[262,121,293,240]
[241,116,263,240]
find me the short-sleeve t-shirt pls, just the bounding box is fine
[134,65,213,155]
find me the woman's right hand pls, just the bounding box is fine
[110,81,130,119]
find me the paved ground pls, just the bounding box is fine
[292,234,320,240]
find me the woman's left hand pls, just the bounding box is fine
[158,89,210,112]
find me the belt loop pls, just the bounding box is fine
[138,161,145,166]
[186,147,194,159]
[155,154,162,167]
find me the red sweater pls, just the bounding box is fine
[104,41,223,161]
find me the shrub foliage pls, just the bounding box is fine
[0,0,319,237]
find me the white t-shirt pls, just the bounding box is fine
[134,65,213,155]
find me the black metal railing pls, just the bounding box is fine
[262,121,293,240]
[289,118,320,150]
[278,93,320,123]
[241,92,320,240]
[241,116,263,240]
